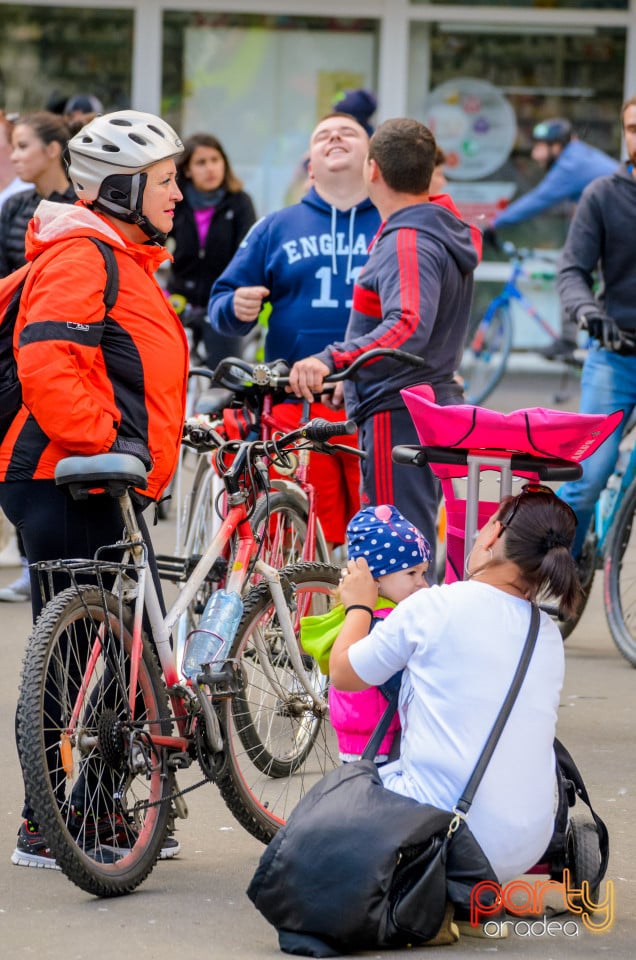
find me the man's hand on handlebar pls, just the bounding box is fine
[578,309,623,351]
[287,356,332,403]
[233,285,270,323]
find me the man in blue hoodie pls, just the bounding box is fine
[208,113,380,546]
[288,118,482,563]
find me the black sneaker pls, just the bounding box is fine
[71,810,181,860]
[11,820,60,869]
[536,339,580,363]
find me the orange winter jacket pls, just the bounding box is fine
[0,201,188,501]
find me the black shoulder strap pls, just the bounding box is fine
[361,683,400,762]
[87,237,119,312]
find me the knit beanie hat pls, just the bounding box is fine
[346,505,431,577]
[332,88,377,136]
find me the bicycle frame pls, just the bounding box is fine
[488,257,560,346]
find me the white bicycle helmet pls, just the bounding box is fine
[68,110,183,241]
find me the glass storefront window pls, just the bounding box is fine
[0,5,133,114]
[408,22,625,252]
[162,12,378,215]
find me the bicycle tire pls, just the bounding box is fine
[604,482,636,666]
[460,304,513,405]
[17,586,174,897]
[216,561,341,843]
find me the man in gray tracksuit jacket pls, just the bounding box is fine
[288,119,482,566]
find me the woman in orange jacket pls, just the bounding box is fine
[0,110,189,868]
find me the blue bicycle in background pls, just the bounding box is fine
[460,241,579,405]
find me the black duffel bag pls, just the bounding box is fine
[248,604,541,956]
[247,759,498,956]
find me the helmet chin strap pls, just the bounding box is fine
[93,172,168,245]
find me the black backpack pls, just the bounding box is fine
[0,237,119,444]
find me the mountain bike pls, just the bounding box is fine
[16,417,356,897]
[460,241,578,405]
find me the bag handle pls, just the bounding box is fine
[455,602,540,815]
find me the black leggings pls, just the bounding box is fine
[0,479,165,822]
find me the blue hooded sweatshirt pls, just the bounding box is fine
[208,186,380,364]
[313,195,482,424]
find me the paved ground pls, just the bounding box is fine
[1,362,635,959]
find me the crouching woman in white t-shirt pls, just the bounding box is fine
[330,485,580,885]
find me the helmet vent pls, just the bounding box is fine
[128,133,148,146]
[102,144,120,153]
[147,124,167,139]
[110,118,133,127]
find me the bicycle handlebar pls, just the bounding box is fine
[210,347,427,395]
[392,444,582,482]
[299,418,357,442]
[183,415,359,456]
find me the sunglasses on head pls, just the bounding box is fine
[496,483,555,537]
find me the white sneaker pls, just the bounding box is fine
[0,560,31,602]
[0,533,21,568]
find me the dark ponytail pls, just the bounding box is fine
[497,490,581,618]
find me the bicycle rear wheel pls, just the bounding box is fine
[17,586,174,896]
[460,304,513,405]
[216,562,340,843]
[604,483,636,666]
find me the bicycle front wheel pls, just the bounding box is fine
[460,304,513,405]
[604,483,636,666]
[216,562,340,843]
[17,586,174,896]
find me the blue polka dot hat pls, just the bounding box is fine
[346,505,431,577]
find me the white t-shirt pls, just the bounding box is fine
[348,580,564,882]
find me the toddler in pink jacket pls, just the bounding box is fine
[325,505,431,762]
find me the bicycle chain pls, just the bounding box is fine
[140,774,211,812]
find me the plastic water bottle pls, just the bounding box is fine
[182,589,243,679]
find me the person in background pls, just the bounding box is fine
[0,111,31,211]
[330,485,580,887]
[302,505,430,764]
[166,132,257,369]
[208,113,381,548]
[288,119,481,567]
[0,109,188,867]
[331,88,377,137]
[489,118,618,362]
[63,93,104,125]
[556,95,636,564]
[0,111,77,602]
